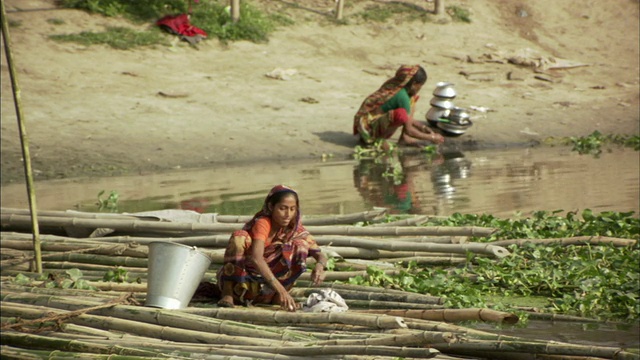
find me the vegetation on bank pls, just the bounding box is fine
[50,0,474,48]
[547,131,640,156]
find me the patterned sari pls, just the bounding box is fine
[353,65,420,144]
[216,185,321,305]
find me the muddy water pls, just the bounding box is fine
[1,145,639,345]
[1,146,639,217]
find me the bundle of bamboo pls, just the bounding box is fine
[1,208,637,359]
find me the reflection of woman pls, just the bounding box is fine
[217,185,327,311]
[353,65,444,146]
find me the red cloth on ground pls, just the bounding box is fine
[156,14,207,38]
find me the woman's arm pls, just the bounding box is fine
[249,240,298,311]
[403,119,444,144]
[310,251,327,286]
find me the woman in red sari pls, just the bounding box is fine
[354,64,444,146]
[217,185,327,311]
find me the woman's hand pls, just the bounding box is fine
[430,132,445,144]
[276,286,298,312]
[311,264,326,286]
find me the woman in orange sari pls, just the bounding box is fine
[217,185,327,311]
[354,64,444,146]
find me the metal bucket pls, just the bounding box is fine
[145,242,212,309]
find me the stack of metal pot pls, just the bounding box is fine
[425,82,472,137]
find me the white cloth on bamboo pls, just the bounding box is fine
[302,289,349,313]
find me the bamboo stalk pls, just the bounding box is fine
[290,288,444,305]
[0,214,497,238]
[45,253,148,267]
[201,344,441,358]
[1,207,388,226]
[369,215,430,227]
[310,330,458,346]
[433,339,637,359]
[0,346,188,360]
[385,256,467,265]
[308,224,496,237]
[0,214,241,234]
[490,236,637,248]
[0,2,42,274]
[298,268,403,281]
[180,308,408,329]
[40,261,148,272]
[0,330,161,357]
[1,207,139,220]
[319,238,508,258]
[0,302,283,347]
[321,246,468,260]
[0,237,149,257]
[316,235,468,244]
[354,308,519,324]
[293,298,444,310]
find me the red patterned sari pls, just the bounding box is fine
[216,185,321,305]
[353,65,420,144]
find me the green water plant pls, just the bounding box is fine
[348,210,639,321]
[12,269,98,291]
[97,190,119,212]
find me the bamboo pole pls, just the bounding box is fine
[180,308,408,329]
[0,207,388,226]
[369,215,429,227]
[0,213,497,237]
[310,330,457,346]
[202,344,441,358]
[0,0,42,274]
[0,238,149,257]
[490,236,637,247]
[321,246,468,260]
[290,287,444,305]
[354,308,519,324]
[0,302,283,347]
[433,339,637,359]
[0,333,163,357]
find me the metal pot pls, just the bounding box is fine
[448,107,471,125]
[429,96,455,109]
[432,82,457,99]
[437,119,473,137]
[425,107,450,121]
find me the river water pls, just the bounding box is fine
[2,146,638,217]
[1,145,639,347]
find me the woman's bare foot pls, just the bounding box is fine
[217,295,235,308]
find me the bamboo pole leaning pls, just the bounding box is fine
[0,2,42,274]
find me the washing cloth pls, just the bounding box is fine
[302,289,349,313]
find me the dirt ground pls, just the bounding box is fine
[1,0,638,185]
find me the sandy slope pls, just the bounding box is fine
[1,0,638,184]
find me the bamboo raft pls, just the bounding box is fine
[1,207,638,360]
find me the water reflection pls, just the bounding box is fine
[1,147,638,217]
[431,151,472,203]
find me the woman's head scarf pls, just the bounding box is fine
[353,65,420,135]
